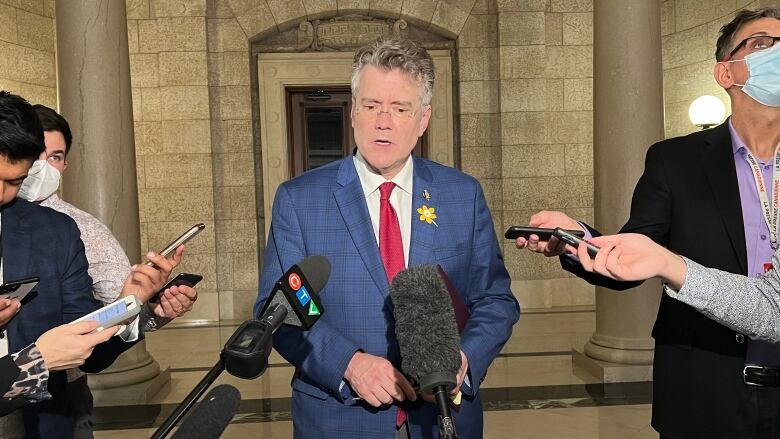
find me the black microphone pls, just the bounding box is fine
[224,255,331,379]
[391,264,461,439]
[171,385,241,439]
[152,256,331,439]
[257,255,330,329]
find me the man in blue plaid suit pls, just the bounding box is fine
[254,38,520,439]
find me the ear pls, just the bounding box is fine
[63,160,68,171]
[714,61,735,89]
[417,105,432,137]
[350,97,356,128]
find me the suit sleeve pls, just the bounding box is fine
[253,185,361,399]
[0,354,19,397]
[56,218,138,373]
[458,183,521,395]
[670,249,780,341]
[559,144,672,291]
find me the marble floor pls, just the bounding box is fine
[93,306,656,438]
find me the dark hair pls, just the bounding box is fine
[716,7,780,61]
[0,91,45,163]
[33,104,73,155]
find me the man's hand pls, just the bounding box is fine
[120,245,186,303]
[454,350,469,395]
[576,234,688,288]
[0,298,21,326]
[515,211,584,257]
[36,322,121,371]
[344,352,417,407]
[150,285,197,318]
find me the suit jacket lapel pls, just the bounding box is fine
[409,157,437,266]
[1,200,32,282]
[334,158,390,296]
[699,122,748,274]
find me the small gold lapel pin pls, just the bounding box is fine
[422,189,431,201]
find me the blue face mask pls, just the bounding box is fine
[729,43,780,107]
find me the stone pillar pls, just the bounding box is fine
[55,0,170,406]
[572,0,665,383]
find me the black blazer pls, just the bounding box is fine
[562,121,757,437]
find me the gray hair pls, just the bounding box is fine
[351,38,435,107]
[716,7,780,61]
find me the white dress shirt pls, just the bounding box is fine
[353,151,414,266]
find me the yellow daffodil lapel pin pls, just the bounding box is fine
[417,204,438,227]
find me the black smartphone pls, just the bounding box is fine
[0,277,40,302]
[148,272,203,303]
[553,227,600,257]
[505,226,585,240]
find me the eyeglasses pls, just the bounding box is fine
[353,103,419,122]
[723,35,780,61]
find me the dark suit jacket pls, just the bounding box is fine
[254,156,520,438]
[561,121,757,438]
[1,198,136,437]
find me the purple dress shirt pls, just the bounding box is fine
[730,118,780,365]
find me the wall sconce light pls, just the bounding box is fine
[688,95,726,129]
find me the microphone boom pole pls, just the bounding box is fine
[151,358,225,439]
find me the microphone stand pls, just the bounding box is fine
[150,357,226,439]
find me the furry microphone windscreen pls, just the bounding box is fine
[390,264,462,384]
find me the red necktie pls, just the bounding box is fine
[378,182,407,427]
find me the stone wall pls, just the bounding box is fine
[494,0,595,308]
[0,0,56,108]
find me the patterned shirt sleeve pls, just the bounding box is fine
[2,344,51,402]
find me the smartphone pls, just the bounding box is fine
[148,272,203,303]
[145,224,206,266]
[0,277,39,302]
[71,295,142,332]
[553,227,600,257]
[505,226,585,240]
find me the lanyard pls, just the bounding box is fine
[744,144,780,249]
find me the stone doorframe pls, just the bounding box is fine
[256,50,454,233]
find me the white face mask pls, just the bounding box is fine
[18,159,61,202]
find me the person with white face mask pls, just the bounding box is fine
[512,8,780,439]
[18,158,61,203]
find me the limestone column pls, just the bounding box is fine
[55,0,170,406]
[572,0,665,382]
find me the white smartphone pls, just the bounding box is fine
[0,277,39,302]
[71,295,142,332]
[145,223,206,266]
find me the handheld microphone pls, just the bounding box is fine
[391,264,461,439]
[151,256,331,439]
[258,254,330,329]
[171,385,241,439]
[223,255,331,379]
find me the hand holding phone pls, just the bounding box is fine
[553,227,600,257]
[148,272,203,304]
[505,226,585,241]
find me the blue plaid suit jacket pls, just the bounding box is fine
[254,155,520,438]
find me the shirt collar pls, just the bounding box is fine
[353,151,414,198]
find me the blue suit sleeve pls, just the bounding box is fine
[254,185,361,399]
[458,183,520,395]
